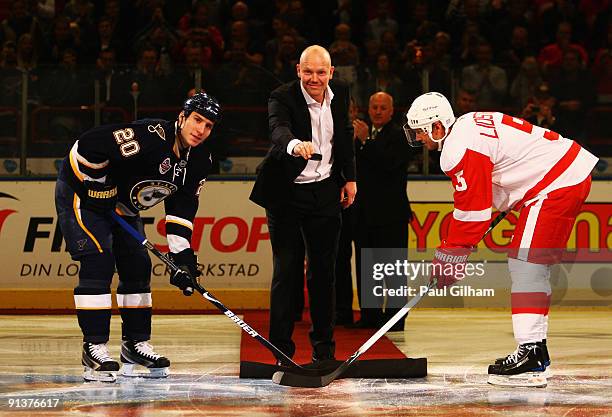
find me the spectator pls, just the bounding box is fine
[431,31,452,71]
[454,21,485,68]
[90,15,125,64]
[461,42,508,109]
[133,7,179,75]
[173,41,212,102]
[593,50,612,104]
[350,92,412,330]
[0,0,43,48]
[520,82,558,130]
[454,88,477,116]
[329,23,360,96]
[367,1,398,42]
[16,33,40,103]
[40,48,93,141]
[224,20,264,66]
[268,34,299,83]
[94,48,131,116]
[401,1,440,45]
[549,47,597,141]
[362,52,404,108]
[284,0,318,42]
[41,15,84,64]
[265,15,305,71]
[510,56,544,109]
[176,1,224,62]
[130,45,169,115]
[401,41,452,106]
[0,40,20,103]
[538,22,588,74]
[497,26,535,82]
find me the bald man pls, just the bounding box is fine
[250,45,356,363]
[350,92,413,331]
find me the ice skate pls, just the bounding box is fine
[494,339,551,377]
[488,343,547,387]
[120,340,170,378]
[82,342,120,383]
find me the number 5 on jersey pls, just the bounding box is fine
[113,128,141,157]
[454,171,468,191]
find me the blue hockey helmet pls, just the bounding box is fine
[182,91,221,123]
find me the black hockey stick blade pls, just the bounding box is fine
[273,211,508,387]
[273,281,434,387]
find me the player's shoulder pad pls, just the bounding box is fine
[440,114,473,172]
[133,119,175,142]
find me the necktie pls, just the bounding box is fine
[371,127,379,140]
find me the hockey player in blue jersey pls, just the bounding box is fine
[55,92,221,382]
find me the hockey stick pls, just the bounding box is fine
[273,210,509,387]
[110,211,328,373]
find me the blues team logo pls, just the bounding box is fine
[130,180,178,210]
[148,124,166,141]
[159,158,172,174]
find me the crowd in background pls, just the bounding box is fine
[0,0,610,160]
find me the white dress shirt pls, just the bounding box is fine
[286,83,335,183]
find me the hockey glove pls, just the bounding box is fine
[82,180,118,214]
[168,248,201,296]
[430,246,472,289]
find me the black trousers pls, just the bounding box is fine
[334,206,355,323]
[355,221,409,325]
[266,177,341,359]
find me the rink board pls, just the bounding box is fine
[0,179,610,310]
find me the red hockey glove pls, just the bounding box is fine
[430,247,471,289]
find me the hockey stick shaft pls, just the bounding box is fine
[110,211,305,369]
[273,210,508,387]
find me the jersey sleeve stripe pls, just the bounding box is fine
[167,234,191,253]
[69,143,84,182]
[165,215,193,230]
[74,150,109,169]
[453,207,492,222]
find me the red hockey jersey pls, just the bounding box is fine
[440,112,598,248]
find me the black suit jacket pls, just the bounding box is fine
[250,79,355,209]
[354,121,413,227]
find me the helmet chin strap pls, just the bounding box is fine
[175,115,189,151]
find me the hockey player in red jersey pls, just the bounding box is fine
[404,92,598,387]
[54,92,221,382]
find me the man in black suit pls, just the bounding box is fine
[351,92,413,330]
[250,45,356,362]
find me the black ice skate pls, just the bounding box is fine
[120,340,170,378]
[495,339,551,374]
[488,343,547,387]
[82,342,120,383]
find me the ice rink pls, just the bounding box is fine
[0,310,611,416]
